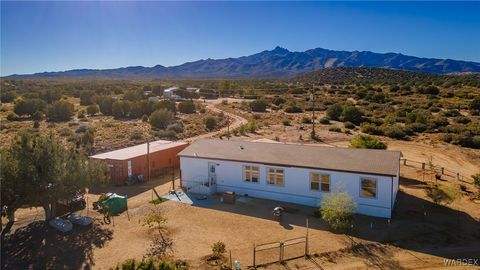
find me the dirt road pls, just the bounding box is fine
[184,98,248,142]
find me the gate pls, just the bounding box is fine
[252,236,307,267]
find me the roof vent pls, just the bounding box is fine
[194,152,198,157]
[240,145,244,150]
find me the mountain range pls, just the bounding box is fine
[6,47,480,79]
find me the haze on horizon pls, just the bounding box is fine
[1,1,479,76]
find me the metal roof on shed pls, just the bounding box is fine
[90,140,188,161]
[178,139,401,177]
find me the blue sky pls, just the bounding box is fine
[1,1,479,76]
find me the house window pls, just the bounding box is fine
[360,178,377,198]
[243,166,259,183]
[267,168,284,186]
[310,173,330,192]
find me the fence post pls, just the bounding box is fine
[229,250,233,270]
[456,173,460,181]
[279,242,284,263]
[422,163,425,170]
[403,159,407,166]
[305,218,309,257]
[253,243,256,268]
[441,167,444,175]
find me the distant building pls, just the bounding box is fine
[186,87,201,94]
[163,87,179,99]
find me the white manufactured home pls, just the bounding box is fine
[178,139,401,218]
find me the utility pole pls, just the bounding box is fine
[310,84,316,140]
[147,138,150,182]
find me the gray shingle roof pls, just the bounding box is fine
[178,139,401,177]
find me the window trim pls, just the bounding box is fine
[310,172,330,192]
[243,165,260,183]
[266,167,285,187]
[359,177,378,199]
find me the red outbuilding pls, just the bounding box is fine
[90,140,189,185]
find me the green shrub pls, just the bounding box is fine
[149,109,174,129]
[320,192,356,231]
[360,123,383,135]
[302,116,312,124]
[204,116,217,131]
[349,135,387,149]
[326,103,343,120]
[344,121,355,129]
[341,106,364,125]
[249,99,268,112]
[177,101,196,114]
[47,100,74,122]
[382,124,408,140]
[425,184,459,205]
[6,112,19,121]
[155,130,177,140]
[328,127,342,132]
[319,118,330,125]
[282,120,291,126]
[86,104,100,116]
[284,104,303,113]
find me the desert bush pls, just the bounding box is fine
[33,120,40,129]
[167,123,184,133]
[470,96,480,111]
[360,123,383,135]
[454,116,471,124]
[249,99,268,112]
[14,98,47,117]
[320,192,356,231]
[344,121,355,129]
[155,130,177,140]
[1,91,16,103]
[272,97,286,106]
[150,109,174,129]
[86,104,100,116]
[47,100,74,122]
[326,103,343,120]
[247,118,257,133]
[284,103,303,113]
[6,112,19,121]
[328,127,342,133]
[204,116,217,131]
[154,100,176,113]
[349,135,387,149]
[130,132,143,140]
[382,124,408,140]
[99,96,114,115]
[302,116,312,124]
[177,101,196,114]
[142,114,149,122]
[341,106,364,125]
[282,120,291,126]
[319,118,330,125]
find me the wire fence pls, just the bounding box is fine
[400,158,474,184]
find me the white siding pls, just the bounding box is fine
[180,157,395,218]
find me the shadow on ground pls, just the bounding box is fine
[1,219,113,269]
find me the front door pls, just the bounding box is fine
[208,162,217,193]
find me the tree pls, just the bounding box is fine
[349,135,387,149]
[249,99,267,112]
[320,192,356,231]
[39,89,62,104]
[326,103,343,120]
[204,116,217,131]
[341,106,364,125]
[86,104,99,116]
[112,101,130,119]
[47,100,74,121]
[80,91,95,105]
[0,131,109,221]
[149,109,174,129]
[177,101,196,114]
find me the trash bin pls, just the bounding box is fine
[222,191,236,204]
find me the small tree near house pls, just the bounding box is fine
[320,192,356,231]
[211,241,226,259]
